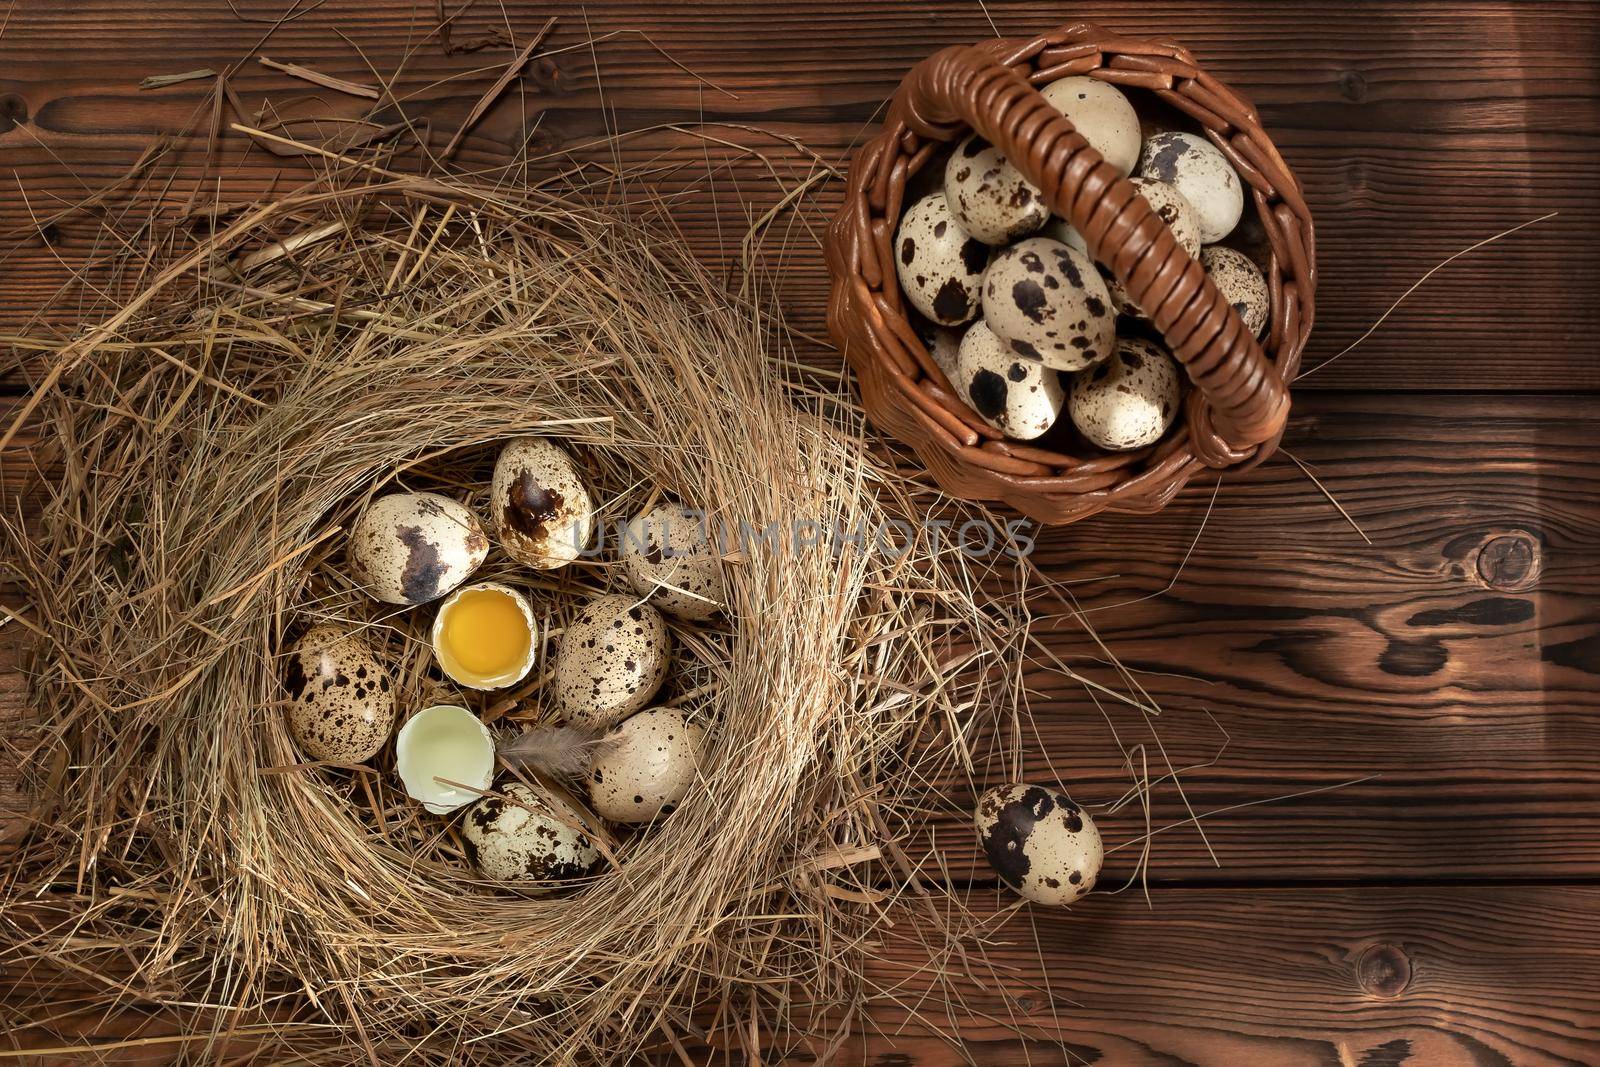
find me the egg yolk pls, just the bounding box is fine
[439,587,531,679]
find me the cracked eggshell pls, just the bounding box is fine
[894,192,989,325]
[1201,245,1271,338]
[620,503,725,621]
[1101,178,1203,321]
[553,593,672,730]
[1069,337,1182,451]
[1040,75,1141,176]
[944,135,1049,245]
[588,707,705,824]
[284,624,395,763]
[461,783,602,885]
[1138,131,1244,244]
[347,491,488,606]
[981,237,1116,372]
[975,782,1102,906]
[490,437,593,570]
[954,320,1064,441]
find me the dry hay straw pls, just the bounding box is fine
[0,124,1064,1058]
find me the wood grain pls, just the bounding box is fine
[1,2,1597,389]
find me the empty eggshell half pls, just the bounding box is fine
[489,437,594,570]
[396,704,496,814]
[347,491,488,606]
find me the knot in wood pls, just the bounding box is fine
[0,93,28,134]
[1476,532,1541,592]
[1355,942,1411,998]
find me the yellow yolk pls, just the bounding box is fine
[439,587,531,679]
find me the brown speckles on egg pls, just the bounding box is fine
[621,503,725,621]
[1138,132,1243,243]
[1040,76,1141,176]
[461,784,602,886]
[954,321,1063,441]
[284,625,394,763]
[1069,337,1182,452]
[588,708,705,824]
[347,492,487,605]
[982,238,1116,373]
[944,135,1048,245]
[973,782,1103,906]
[1101,179,1202,322]
[553,593,672,729]
[1201,245,1271,338]
[893,192,986,326]
[490,438,593,570]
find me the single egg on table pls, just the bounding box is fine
[588,707,705,824]
[953,320,1064,441]
[552,593,672,730]
[1069,336,1182,452]
[1040,75,1141,176]
[1137,131,1244,244]
[489,437,594,570]
[430,581,538,691]
[620,502,725,622]
[981,237,1117,372]
[975,782,1103,906]
[894,192,989,326]
[396,703,496,814]
[461,783,602,886]
[944,135,1049,245]
[1101,178,1203,321]
[1201,245,1271,338]
[283,624,395,764]
[347,491,488,606]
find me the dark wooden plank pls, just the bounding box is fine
[913,392,1600,884]
[826,887,1600,1065]
[2,1,1597,389]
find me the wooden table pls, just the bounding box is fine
[2,2,1597,1062]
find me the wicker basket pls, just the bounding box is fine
[824,23,1316,524]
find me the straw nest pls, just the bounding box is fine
[0,157,1039,1061]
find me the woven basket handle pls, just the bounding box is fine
[894,46,1290,459]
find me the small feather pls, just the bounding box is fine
[499,724,607,778]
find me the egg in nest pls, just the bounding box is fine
[461,783,602,886]
[347,491,488,605]
[489,437,594,570]
[284,624,395,764]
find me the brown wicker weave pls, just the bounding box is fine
[824,23,1316,524]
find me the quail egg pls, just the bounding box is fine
[1101,178,1203,321]
[914,320,964,384]
[461,783,602,885]
[944,135,1049,245]
[1201,245,1271,338]
[620,503,725,621]
[553,593,672,730]
[489,437,594,570]
[1069,336,1182,451]
[1137,131,1244,244]
[347,491,488,605]
[953,320,1064,441]
[894,192,989,325]
[981,237,1116,372]
[283,624,395,763]
[589,707,705,824]
[974,782,1103,906]
[1040,76,1141,176]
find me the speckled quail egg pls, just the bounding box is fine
[283,624,395,763]
[974,782,1103,906]
[620,503,725,621]
[953,320,1064,441]
[589,707,705,824]
[1101,178,1203,321]
[461,783,602,885]
[914,320,964,384]
[981,237,1116,372]
[894,192,989,325]
[489,437,594,570]
[944,135,1049,245]
[1138,131,1244,244]
[1201,245,1271,337]
[347,491,488,605]
[553,593,672,730]
[1069,336,1182,451]
[1040,76,1141,176]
